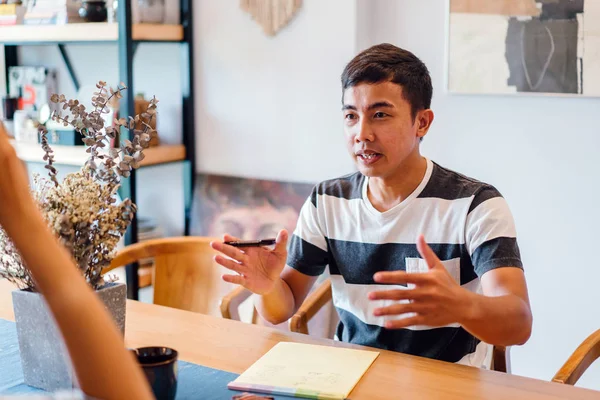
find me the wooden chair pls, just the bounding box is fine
[220,286,257,322]
[491,345,510,374]
[224,278,510,373]
[105,237,235,316]
[220,278,336,338]
[552,329,600,385]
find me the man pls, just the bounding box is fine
[210,43,532,367]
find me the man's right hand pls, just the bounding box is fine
[210,229,288,295]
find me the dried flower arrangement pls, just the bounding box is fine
[0,81,158,291]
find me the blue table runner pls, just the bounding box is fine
[0,319,293,399]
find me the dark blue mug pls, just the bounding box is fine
[131,346,178,400]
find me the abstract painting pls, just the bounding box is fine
[448,0,600,96]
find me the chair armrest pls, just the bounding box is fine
[552,329,600,385]
[289,278,332,334]
[220,286,253,321]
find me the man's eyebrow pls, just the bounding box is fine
[367,101,394,110]
[341,102,395,111]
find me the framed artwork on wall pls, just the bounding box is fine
[190,173,313,241]
[447,0,600,96]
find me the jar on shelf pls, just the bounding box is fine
[138,0,164,23]
[78,1,108,23]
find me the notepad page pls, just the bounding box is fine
[228,342,379,399]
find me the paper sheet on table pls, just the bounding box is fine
[228,342,379,400]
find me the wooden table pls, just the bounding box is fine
[1,280,598,400]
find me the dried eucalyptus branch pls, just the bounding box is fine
[50,82,124,183]
[39,126,59,187]
[48,82,155,186]
[0,81,159,291]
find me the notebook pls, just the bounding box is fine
[227,342,379,400]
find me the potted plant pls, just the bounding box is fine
[0,81,158,392]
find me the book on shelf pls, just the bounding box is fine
[0,3,17,15]
[0,15,17,25]
[23,0,67,25]
[8,66,58,114]
[0,3,25,25]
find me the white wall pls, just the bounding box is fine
[194,0,356,183]
[358,0,600,390]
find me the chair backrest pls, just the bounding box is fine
[552,329,600,385]
[106,237,235,316]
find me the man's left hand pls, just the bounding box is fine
[369,234,474,329]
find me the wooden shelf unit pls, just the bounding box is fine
[0,23,184,43]
[3,0,196,300]
[141,144,186,166]
[132,24,183,42]
[11,140,185,167]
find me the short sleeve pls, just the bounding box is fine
[466,186,523,277]
[287,187,329,276]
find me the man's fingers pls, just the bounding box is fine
[223,234,241,242]
[384,315,425,330]
[416,234,439,270]
[373,302,421,317]
[273,229,288,256]
[368,288,423,301]
[210,240,248,263]
[373,271,430,285]
[222,274,246,286]
[214,255,246,274]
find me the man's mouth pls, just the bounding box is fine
[356,151,383,165]
[359,153,380,160]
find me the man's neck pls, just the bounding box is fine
[367,156,428,213]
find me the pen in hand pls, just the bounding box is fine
[224,238,277,247]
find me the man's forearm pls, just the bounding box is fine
[460,291,532,346]
[255,277,297,325]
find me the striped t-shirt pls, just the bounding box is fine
[287,158,523,367]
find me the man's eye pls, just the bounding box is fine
[345,114,356,120]
[374,112,387,118]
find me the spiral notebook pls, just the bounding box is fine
[227,342,379,400]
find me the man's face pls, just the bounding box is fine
[342,81,429,179]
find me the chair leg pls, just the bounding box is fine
[492,346,510,373]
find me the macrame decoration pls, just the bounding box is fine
[240,0,303,36]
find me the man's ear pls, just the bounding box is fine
[416,109,434,140]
